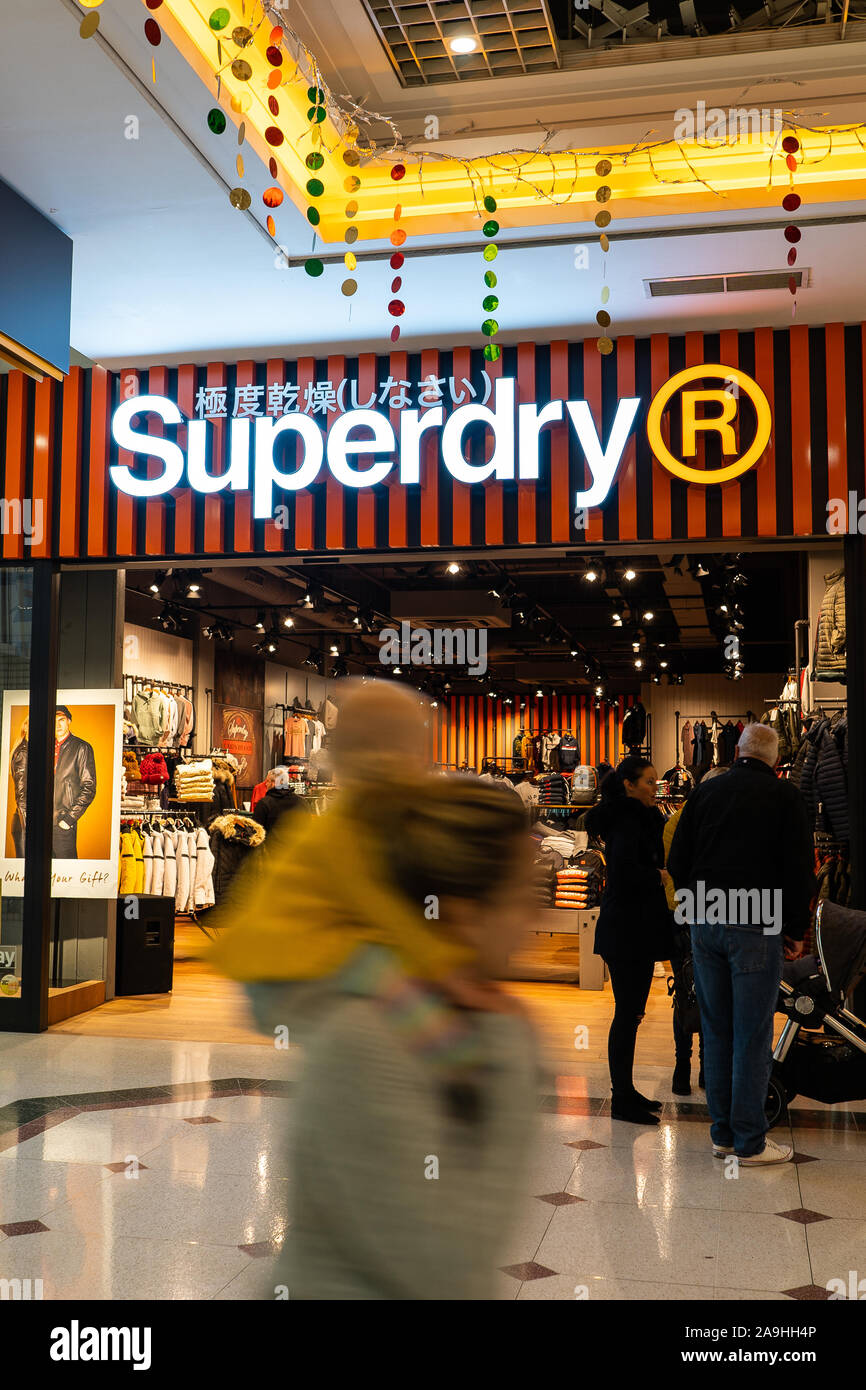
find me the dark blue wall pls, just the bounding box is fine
[0,177,72,375]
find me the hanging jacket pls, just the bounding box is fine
[254,787,302,834]
[209,812,266,902]
[151,830,165,896]
[556,733,580,770]
[119,831,139,894]
[621,701,646,751]
[761,707,793,765]
[194,827,216,910]
[163,832,177,900]
[814,717,849,841]
[814,569,846,679]
[132,689,168,746]
[11,737,27,829]
[681,721,693,767]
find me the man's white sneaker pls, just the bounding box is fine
[736,1139,793,1165]
[712,1143,734,1157]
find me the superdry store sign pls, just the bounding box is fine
[0,327,863,559]
[109,364,770,517]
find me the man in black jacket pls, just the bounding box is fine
[10,716,28,857]
[668,723,815,1165]
[53,706,97,859]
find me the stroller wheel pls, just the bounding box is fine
[765,1075,788,1129]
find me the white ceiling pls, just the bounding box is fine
[1,0,864,367]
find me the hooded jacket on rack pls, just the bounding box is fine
[620,702,647,752]
[208,812,266,902]
[814,569,846,680]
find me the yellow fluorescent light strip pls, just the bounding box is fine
[152,1,866,241]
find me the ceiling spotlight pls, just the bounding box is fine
[149,570,167,595]
[431,699,439,708]
[536,688,543,697]
[716,603,729,616]
[660,659,668,669]
[583,565,600,583]
[446,561,462,575]
[695,561,710,578]
[595,684,604,697]
[283,614,295,628]
[611,611,623,626]
[642,611,655,622]
[157,605,179,633]
[634,658,643,669]
[623,567,637,582]
[651,673,660,684]
[331,657,348,679]
[186,579,201,598]
[449,33,478,53]
[255,612,266,631]
[632,640,641,653]
[329,641,340,656]
[393,666,402,675]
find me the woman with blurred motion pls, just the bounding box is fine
[210,681,540,1300]
[585,756,674,1124]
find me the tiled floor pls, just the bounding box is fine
[2,985,865,1301]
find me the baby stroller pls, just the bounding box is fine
[766,900,866,1127]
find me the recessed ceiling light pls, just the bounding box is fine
[643,610,655,622]
[634,658,643,669]
[449,34,478,54]
[446,561,461,575]
[623,567,637,581]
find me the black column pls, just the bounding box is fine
[21,561,60,1031]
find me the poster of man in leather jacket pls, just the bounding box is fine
[0,689,121,898]
[52,705,97,859]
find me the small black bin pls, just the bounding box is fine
[115,895,175,995]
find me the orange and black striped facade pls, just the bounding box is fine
[0,324,862,562]
[427,693,633,771]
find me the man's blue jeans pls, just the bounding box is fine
[689,921,783,1156]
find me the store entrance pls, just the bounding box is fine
[46,542,850,1043]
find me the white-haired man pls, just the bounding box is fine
[668,722,815,1164]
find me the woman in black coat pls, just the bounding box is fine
[585,756,674,1124]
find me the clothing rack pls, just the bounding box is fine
[124,674,195,701]
[674,710,751,758]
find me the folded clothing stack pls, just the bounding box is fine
[536,773,570,807]
[555,867,596,909]
[175,759,216,802]
[139,752,169,785]
[531,857,557,907]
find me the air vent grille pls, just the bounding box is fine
[646,269,808,298]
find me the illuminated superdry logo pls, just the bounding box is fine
[109,366,771,519]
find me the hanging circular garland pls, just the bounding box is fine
[480,193,501,362]
[303,85,326,277]
[340,130,361,299]
[594,159,613,355]
[781,133,802,318]
[388,162,406,341]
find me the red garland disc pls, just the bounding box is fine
[145,0,163,8]
[389,252,404,270]
[390,163,406,180]
[789,277,797,295]
[388,299,405,317]
[266,46,283,66]
[269,157,278,179]
[782,192,801,213]
[390,276,402,292]
[782,135,800,154]
[144,17,161,44]
[265,126,284,147]
[390,326,401,342]
[786,153,797,172]
[784,225,801,243]
[787,248,797,265]
[268,96,279,117]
